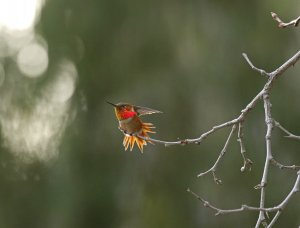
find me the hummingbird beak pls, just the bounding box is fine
[106,101,117,107]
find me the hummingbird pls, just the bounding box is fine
[107,102,162,152]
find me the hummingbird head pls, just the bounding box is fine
[107,102,137,120]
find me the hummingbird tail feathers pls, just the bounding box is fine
[123,122,156,152]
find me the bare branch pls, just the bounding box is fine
[267,211,281,228]
[242,53,270,77]
[255,93,273,227]
[197,125,237,184]
[134,29,300,227]
[242,49,300,228]
[138,89,264,146]
[138,50,300,147]
[138,118,239,146]
[266,170,300,227]
[274,120,300,140]
[269,50,300,80]
[271,12,300,28]
[237,122,253,172]
[187,170,299,221]
[186,188,222,213]
[271,158,300,171]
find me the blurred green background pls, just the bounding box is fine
[0,0,299,227]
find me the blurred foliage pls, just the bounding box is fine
[0,0,300,227]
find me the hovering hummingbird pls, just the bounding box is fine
[107,102,162,152]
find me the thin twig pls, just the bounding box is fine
[237,122,253,172]
[269,120,300,170]
[138,118,239,146]
[269,50,300,80]
[266,170,300,227]
[242,53,270,77]
[271,12,300,28]
[274,120,300,140]
[271,158,300,171]
[138,88,264,146]
[187,170,299,219]
[197,125,237,184]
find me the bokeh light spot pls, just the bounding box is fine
[17,42,48,77]
[46,60,77,103]
[0,0,41,31]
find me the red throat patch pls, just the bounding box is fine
[120,110,136,120]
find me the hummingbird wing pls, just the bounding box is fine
[134,105,162,116]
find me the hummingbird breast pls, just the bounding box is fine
[118,115,143,135]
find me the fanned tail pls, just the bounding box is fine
[123,122,156,153]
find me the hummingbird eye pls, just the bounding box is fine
[121,106,127,111]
